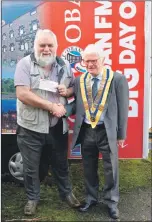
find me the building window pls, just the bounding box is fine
[30,20,39,32]
[31,38,34,47]
[20,29,24,36]
[32,23,38,31]
[25,42,29,51]
[10,43,15,52]
[31,10,36,15]
[9,30,14,39]
[20,42,24,51]
[19,26,24,36]
[10,60,16,67]
[2,45,7,53]
[2,34,6,40]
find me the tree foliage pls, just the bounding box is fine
[2,78,15,93]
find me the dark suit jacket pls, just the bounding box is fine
[66,71,129,154]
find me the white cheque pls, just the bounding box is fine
[39,79,58,92]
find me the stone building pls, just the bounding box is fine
[2,4,42,68]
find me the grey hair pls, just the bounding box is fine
[81,44,104,59]
[34,29,58,51]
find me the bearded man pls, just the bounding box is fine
[14,29,80,215]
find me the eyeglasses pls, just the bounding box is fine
[39,44,54,48]
[81,58,100,66]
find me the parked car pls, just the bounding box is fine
[1,134,50,184]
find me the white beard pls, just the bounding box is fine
[35,53,56,67]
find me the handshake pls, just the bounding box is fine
[50,103,67,118]
[49,84,72,118]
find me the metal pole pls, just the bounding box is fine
[143,1,151,158]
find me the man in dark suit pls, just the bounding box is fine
[65,44,129,219]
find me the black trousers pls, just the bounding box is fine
[17,119,72,201]
[81,122,119,207]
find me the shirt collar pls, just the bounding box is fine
[52,60,58,68]
[91,73,102,80]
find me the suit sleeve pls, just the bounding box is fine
[65,77,79,117]
[65,101,76,117]
[67,60,75,87]
[116,75,129,140]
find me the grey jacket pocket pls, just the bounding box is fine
[21,106,38,124]
[31,74,40,89]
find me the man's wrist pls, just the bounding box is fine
[65,89,68,97]
[66,87,74,98]
[49,102,54,113]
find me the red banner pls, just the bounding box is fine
[40,1,145,158]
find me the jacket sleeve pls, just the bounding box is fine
[64,59,75,87]
[65,101,76,117]
[65,77,79,117]
[116,75,129,140]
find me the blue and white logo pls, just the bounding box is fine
[61,46,86,76]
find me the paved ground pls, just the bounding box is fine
[75,187,152,221]
[117,188,151,221]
